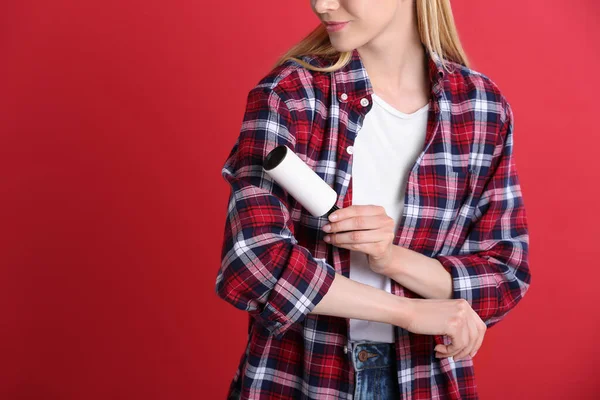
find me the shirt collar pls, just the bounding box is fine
[329,46,447,108]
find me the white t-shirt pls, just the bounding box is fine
[348,92,429,343]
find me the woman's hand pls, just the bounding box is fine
[323,205,486,360]
[406,298,486,360]
[321,205,395,273]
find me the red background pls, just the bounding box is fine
[1,0,599,399]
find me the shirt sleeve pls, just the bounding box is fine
[434,100,531,328]
[214,86,336,340]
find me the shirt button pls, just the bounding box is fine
[340,93,348,102]
[343,345,348,354]
[360,98,370,107]
[346,145,354,155]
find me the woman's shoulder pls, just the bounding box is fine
[247,54,329,109]
[444,59,511,123]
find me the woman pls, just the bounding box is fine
[215,0,531,399]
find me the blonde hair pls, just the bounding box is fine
[273,0,469,74]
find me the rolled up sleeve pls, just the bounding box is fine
[215,86,336,340]
[435,100,532,328]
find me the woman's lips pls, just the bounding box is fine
[324,22,349,32]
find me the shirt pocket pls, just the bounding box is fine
[447,168,470,208]
[418,164,470,213]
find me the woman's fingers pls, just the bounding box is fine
[469,320,486,358]
[434,343,446,358]
[434,338,451,356]
[434,344,448,353]
[435,305,486,361]
[324,227,389,245]
[405,298,486,361]
[453,316,478,360]
[443,311,470,358]
[323,213,390,234]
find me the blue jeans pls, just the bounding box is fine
[348,340,400,399]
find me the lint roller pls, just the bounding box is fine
[263,145,340,218]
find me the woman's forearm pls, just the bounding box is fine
[380,245,453,300]
[310,272,414,329]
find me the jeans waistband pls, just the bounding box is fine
[347,340,395,371]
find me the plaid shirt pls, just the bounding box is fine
[215,47,531,399]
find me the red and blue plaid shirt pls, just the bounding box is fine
[215,47,531,399]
